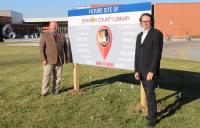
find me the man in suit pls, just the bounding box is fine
[39,21,69,96]
[134,13,163,128]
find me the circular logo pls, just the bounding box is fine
[96,26,112,47]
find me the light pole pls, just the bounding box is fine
[169,20,173,41]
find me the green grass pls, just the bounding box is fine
[0,46,200,128]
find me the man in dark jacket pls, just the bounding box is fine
[134,13,163,128]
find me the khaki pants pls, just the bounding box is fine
[41,64,62,95]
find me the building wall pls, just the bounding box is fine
[90,4,119,8]
[0,16,11,24]
[41,22,68,33]
[12,24,41,38]
[0,10,11,17]
[154,3,200,39]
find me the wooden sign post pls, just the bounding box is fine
[73,63,80,91]
[140,82,147,112]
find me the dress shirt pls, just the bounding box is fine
[141,28,150,44]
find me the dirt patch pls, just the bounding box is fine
[128,103,148,116]
[65,89,87,96]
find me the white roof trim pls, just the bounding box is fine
[23,17,68,23]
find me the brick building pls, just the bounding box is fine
[154,2,200,40]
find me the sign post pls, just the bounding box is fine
[141,82,147,112]
[73,63,80,91]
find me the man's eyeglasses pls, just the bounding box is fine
[141,20,151,23]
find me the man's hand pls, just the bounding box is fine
[146,72,154,81]
[42,60,48,65]
[135,72,140,80]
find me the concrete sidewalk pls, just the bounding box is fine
[4,38,40,43]
[2,38,39,46]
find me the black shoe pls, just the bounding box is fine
[147,121,156,128]
[40,93,47,97]
[145,116,150,121]
[147,126,154,128]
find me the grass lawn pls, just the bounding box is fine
[0,46,200,128]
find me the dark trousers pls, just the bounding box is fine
[141,73,157,125]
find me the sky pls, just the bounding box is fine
[0,0,200,18]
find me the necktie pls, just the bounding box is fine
[53,33,57,42]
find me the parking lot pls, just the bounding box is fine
[163,39,200,62]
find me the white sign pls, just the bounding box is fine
[68,2,151,70]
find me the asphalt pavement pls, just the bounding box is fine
[163,39,200,62]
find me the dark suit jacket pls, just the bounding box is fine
[39,32,69,65]
[135,28,163,77]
